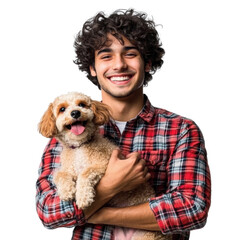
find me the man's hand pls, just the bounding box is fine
[100,149,151,195]
[83,149,151,220]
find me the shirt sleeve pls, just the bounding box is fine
[35,138,86,229]
[149,119,211,234]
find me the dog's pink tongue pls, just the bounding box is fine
[71,124,85,135]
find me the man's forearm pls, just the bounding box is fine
[88,202,161,231]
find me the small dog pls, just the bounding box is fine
[39,92,171,240]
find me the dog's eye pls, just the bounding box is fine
[79,103,86,108]
[59,107,65,112]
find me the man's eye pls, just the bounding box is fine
[59,107,65,112]
[101,55,111,60]
[126,53,137,57]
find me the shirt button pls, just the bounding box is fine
[67,213,72,218]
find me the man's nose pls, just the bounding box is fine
[113,55,127,70]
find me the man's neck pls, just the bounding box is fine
[102,89,145,122]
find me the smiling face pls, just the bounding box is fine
[39,92,112,148]
[53,92,96,147]
[53,92,93,133]
[90,34,150,100]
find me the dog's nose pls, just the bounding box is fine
[71,110,81,119]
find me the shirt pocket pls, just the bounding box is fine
[139,150,167,166]
[138,150,168,194]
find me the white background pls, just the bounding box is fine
[1,0,239,239]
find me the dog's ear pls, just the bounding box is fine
[38,103,57,138]
[91,100,112,126]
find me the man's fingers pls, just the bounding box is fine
[126,151,141,160]
[139,158,146,166]
[111,149,121,159]
[145,172,151,181]
[143,166,148,176]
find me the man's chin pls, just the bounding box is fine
[105,91,134,99]
[102,85,143,100]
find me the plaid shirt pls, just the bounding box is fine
[36,96,211,240]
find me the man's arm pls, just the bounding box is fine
[88,120,211,234]
[148,120,211,234]
[85,150,160,231]
[88,203,160,231]
[36,138,85,229]
[36,139,150,229]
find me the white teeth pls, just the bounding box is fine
[110,76,130,81]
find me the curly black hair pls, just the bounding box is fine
[74,9,165,88]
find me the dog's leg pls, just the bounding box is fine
[75,167,105,209]
[54,171,76,201]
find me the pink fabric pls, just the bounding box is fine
[114,227,136,240]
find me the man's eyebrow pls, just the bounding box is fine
[124,46,138,51]
[97,48,112,56]
[97,46,138,56]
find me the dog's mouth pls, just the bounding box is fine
[65,121,87,135]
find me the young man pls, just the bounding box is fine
[36,9,211,240]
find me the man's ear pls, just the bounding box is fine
[90,65,97,77]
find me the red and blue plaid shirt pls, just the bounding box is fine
[36,96,211,240]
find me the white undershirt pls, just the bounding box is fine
[115,120,127,134]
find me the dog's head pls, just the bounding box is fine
[39,92,111,147]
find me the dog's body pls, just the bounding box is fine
[39,92,171,240]
[55,132,115,209]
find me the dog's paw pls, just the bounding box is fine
[57,184,76,201]
[75,185,95,209]
[75,173,101,209]
[76,194,95,209]
[58,183,76,201]
[54,173,76,201]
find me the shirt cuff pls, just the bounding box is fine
[148,195,177,234]
[73,202,86,226]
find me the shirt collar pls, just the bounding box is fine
[137,95,155,123]
[108,95,155,125]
